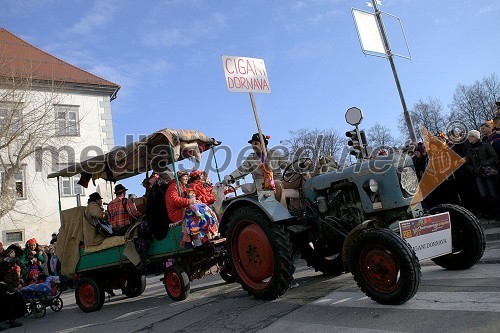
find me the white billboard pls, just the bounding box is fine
[352,9,386,55]
[221,55,271,94]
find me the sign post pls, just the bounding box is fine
[222,55,271,157]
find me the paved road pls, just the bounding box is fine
[9,226,500,333]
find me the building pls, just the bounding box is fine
[0,28,120,246]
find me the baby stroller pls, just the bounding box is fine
[20,276,63,318]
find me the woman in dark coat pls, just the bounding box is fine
[412,143,428,181]
[466,130,499,217]
[0,246,27,329]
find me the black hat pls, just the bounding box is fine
[88,192,103,202]
[114,184,128,194]
[248,133,268,145]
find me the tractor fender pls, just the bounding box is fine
[219,194,293,235]
[341,220,377,273]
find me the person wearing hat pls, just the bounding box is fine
[466,129,500,218]
[81,192,109,247]
[165,171,197,223]
[188,170,216,205]
[223,133,290,195]
[19,238,44,280]
[165,170,218,248]
[107,184,143,236]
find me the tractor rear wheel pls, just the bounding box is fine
[226,206,295,300]
[429,204,485,270]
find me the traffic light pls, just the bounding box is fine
[346,129,362,158]
[359,130,367,146]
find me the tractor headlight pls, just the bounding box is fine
[363,179,379,193]
[400,167,419,196]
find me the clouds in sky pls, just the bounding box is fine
[479,3,500,14]
[141,12,228,48]
[67,0,119,35]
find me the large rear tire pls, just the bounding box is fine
[226,206,295,300]
[121,275,147,298]
[429,204,485,270]
[75,277,105,313]
[164,266,190,301]
[349,228,421,305]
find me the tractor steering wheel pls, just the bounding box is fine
[282,158,313,183]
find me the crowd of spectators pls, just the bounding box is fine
[402,114,500,219]
[0,233,73,330]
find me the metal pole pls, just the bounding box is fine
[56,176,62,224]
[211,146,222,182]
[167,144,182,196]
[371,0,417,143]
[249,92,267,159]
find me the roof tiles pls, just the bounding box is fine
[0,28,119,89]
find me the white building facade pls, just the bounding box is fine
[0,28,119,246]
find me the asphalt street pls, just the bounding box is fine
[7,220,500,333]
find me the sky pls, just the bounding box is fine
[1,0,499,195]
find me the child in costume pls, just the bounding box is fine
[183,188,219,247]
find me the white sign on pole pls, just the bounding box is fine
[221,55,271,94]
[352,9,386,55]
[399,212,452,261]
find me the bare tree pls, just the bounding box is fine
[280,128,343,161]
[449,73,500,130]
[366,123,396,148]
[0,68,74,221]
[397,97,447,141]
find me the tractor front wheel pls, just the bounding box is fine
[349,228,421,305]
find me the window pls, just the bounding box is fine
[55,105,79,136]
[0,102,22,134]
[5,231,23,243]
[0,170,26,199]
[60,176,85,196]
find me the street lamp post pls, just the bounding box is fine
[370,0,417,143]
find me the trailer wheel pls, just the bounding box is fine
[226,206,295,300]
[349,228,421,305]
[50,297,63,312]
[121,275,147,298]
[75,277,105,312]
[429,204,486,270]
[164,266,190,301]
